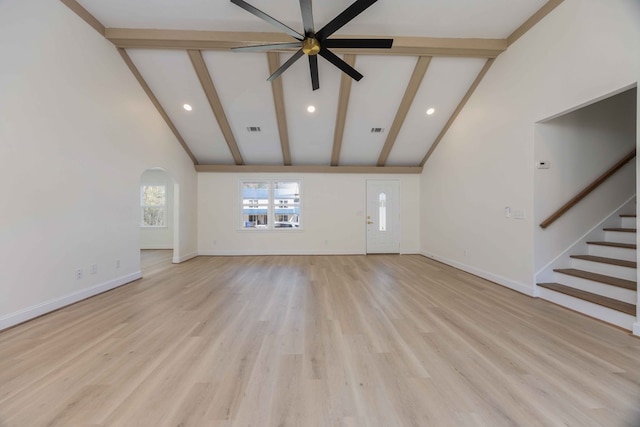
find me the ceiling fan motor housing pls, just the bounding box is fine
[302,37,321,55]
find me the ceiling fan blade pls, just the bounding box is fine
[232,42,302,53]
[309,55,320,90]
[299,0,315,36]
[319,48,363,81]
[267,49,305,81]
[323,38,393,49]
[316,0,377,40]
[231,0,303,40]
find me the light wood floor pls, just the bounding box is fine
[1,254,639,426]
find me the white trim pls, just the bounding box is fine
[173,251,198,263]
[633,322,640,337]
[199,250,365,256]
[141,245,174,250]
[420,251,535,297]
[0,271,142,332]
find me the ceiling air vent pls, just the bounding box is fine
[371,127,385,133]
[246,126,261,133]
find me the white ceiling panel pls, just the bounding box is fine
[78,0,548,39]
[203,51,282,165]
[340,55,417,165]
[282,53,341,165]
[386,57,487,166]
[126,49,235,164]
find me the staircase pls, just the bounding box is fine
[538,214,637,330]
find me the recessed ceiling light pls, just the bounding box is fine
[183,104,193,111]
[307,105,316,113]
[426,108,435,116]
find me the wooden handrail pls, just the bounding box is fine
[539,148,636,229]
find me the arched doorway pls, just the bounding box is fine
[139,168,179,274]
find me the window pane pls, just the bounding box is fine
[242,182,269,228]
[142,185,166,206]
[141,185,167,227]
[274,181,300,228]
[379,193,386,232]
[143,207,166,227]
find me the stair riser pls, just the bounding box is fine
[604,230,636,245]
[569,259,636,281]
[552,273,637,304]
[538,287,636,330]
[621,217,636,228]
[587,245,636,262]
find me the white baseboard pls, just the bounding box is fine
[0,271,142,332]
[420,251,535,297]
[198,249,365,256]
[633,322,640,337]
[173,251,198,263]
[140,245,173,250]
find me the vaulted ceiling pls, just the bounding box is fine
[62,0,563,173]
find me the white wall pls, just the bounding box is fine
[198,173,420,255]
[140,169,175,250]
[0,0,198,330]
[534,89,636,271]
[420,0,640,295]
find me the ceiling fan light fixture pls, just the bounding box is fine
[426,108,435,116]
[183,104,193,111]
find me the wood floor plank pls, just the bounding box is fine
[1,254,639,426]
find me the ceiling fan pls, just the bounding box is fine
[230,0,393,90]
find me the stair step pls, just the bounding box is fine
[619,214,636,217]
[570,255,637,269]
[538,283,636,316]
[587,241,636,249]
[553,268,636,290]
[602,227,636,233]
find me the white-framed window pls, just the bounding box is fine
[141,185,167,227]
[240,180,301,230]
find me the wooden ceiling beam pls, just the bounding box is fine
[331,54,356,166]
[187,50,244,165]
[60,0,105,36]
[420,58,495,167]
[267,53,292,166]
[377,56,431,166]
[508,0,565,46]
[105,29,507,58]
[117,48,198,165]
[420,0,563,167]
[195,165,422,174]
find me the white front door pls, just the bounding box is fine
[366,180,400,254]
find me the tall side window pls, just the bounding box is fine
[240,180,301,229]
[141,185,167,227]
[379,192,387,231]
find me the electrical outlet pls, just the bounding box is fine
[116,259,120,269]
[536,161,550,169]
[91,264,98,275]
[76,268,83,280]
